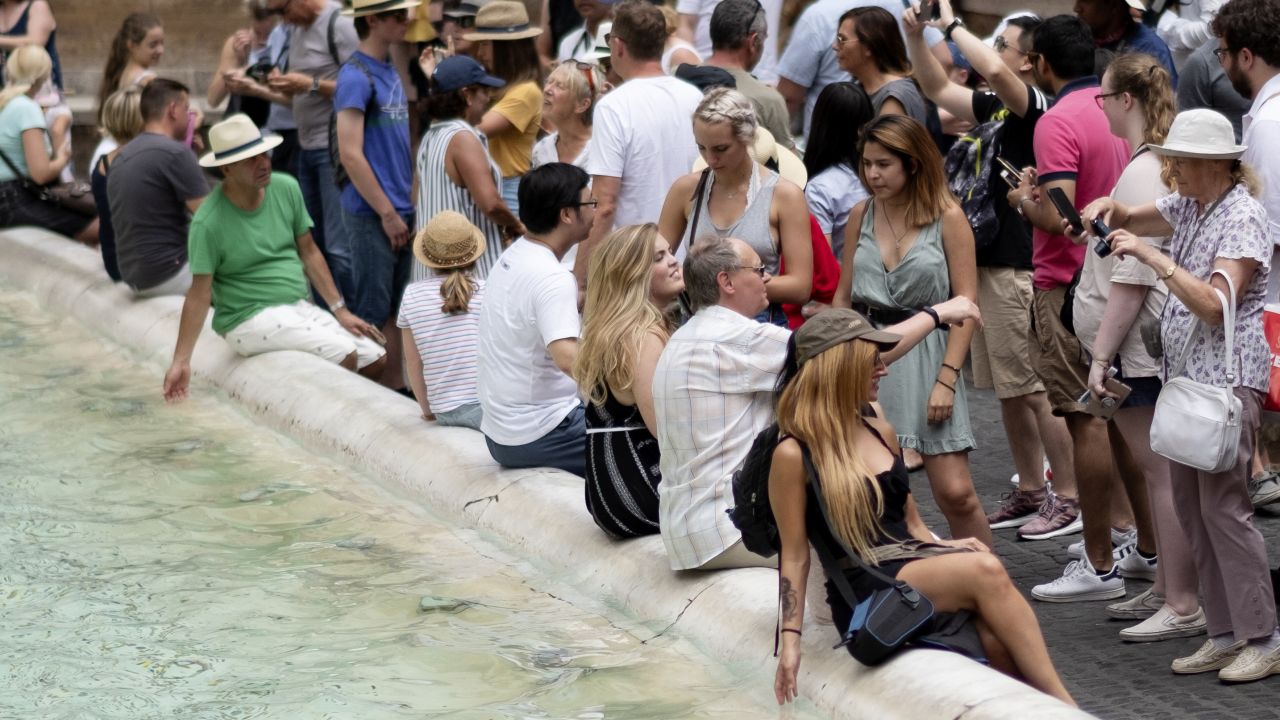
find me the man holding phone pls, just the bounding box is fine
[1005,15,1132,603]
[905,2,1078,540]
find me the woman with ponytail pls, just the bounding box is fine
[769,308,1073,707]
[0,44,95,243]
[572,223,684,538]
[398,210,487,430]
[91,13,165,168]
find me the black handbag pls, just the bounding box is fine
[0,146,95,218]
[801,448,936,666]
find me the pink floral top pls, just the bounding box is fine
[1156,184,1273,392]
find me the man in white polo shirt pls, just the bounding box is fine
[477,163,595,477]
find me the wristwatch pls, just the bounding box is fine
[309,76,320,96]
[943,17,965,41]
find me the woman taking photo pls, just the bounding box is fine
[832,6,930,125]
[464,1,544,214]
[532,60,604,170]
[573,223,684,538]
[833,114,987,546]
[415,55,523,284]
[802,81,872,257]
[1058,53,1198,636]
[658,88,811,327]
[1084,109,1279,681]
[0,44,95,244]
[769,308,1074,706]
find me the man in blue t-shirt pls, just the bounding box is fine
[1075,0,1178,85]
[334,0,416,375]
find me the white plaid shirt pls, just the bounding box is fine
[653,305,791,569]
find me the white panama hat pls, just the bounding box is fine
[343,0,423,18]
[198,113,284,168]
[1147,109,1247,160]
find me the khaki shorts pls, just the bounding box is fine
[225,300,386,370]
[1030,286,1089,416]
[969,267,1044,399]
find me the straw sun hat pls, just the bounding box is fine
[414,211,487,270]
[692,127,809,188]
[463,1,543,41]
[343,0,423,18]
[1147,109,1248,160]
[198,113,283,168]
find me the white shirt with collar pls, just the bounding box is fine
[1243,72,1280,258]
[557,24,594,62]
[652,304,791,570]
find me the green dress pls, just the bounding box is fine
[851,203,975,455]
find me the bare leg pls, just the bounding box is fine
[1065,412,1116,571]
[378,318,405,389]
[921,452,994,547]
[75,218,100,247]
[339,350,358,371]
[358,354,387,380]
[1000,393,1047,492]
[898,553,1075,706]
[1107,422,1153,555]
[974,617,1017,677]
[1032,392,1077,498]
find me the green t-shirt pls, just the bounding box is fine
[188,173,314,335]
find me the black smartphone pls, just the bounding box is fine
[918,0,941,20]
[999,169,1018,190]
[1046,187,1084,236]
[1090,217,1113,257]
[996,156,1021,178]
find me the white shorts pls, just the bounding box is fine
[224,300,386,370]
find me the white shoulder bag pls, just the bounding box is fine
[1150,270,1242,473]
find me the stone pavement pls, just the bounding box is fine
[911,386,1280,720]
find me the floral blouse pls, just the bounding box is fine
[1156,184,1273,392]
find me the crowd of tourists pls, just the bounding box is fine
[5,0,1280,705]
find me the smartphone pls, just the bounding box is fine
[999,169,1019,190]
[918,0,941,20]
[996,156,1021,179]
[1046,187,1084,236]
[1079,378,1132,421]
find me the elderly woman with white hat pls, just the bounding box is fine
[1084,108,1279,683]
[398,210,487,430]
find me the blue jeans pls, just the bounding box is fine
[485,405,586,478]
[297,148,354,307]
[501,175,520,218]
[343,209,414,327]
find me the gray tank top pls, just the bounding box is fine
[686,165,781,273]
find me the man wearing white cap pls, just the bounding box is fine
[162,114,385,403]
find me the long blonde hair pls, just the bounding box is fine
[0,45,51,113]
[776,340,887,562]
[574,224,670,406]
[439,264,478,314]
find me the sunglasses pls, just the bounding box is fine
[570,198,598,208]
[566,60,596,95]
[736,264,767,278]
[266,0,292,15]
[993,36,1027,55]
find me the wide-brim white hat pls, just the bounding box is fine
[343,0,423,18]
[1148,108,1247,160]
[692,127,808,188]
[584,21,612,60]
[198,113,284,167]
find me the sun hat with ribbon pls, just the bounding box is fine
[1147,109,1248,160]
[198,113,283,168]
[343,0,424,18]
[692,127,808,188]
[463,1,543,41]
[414,210,487,270]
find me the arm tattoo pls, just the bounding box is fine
[780,577,799,621]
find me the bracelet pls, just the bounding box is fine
[1093,357,1111,369]
[331,299,346,312]
[921,305,942,329]
[941,362,961,375]
[781,628,802,637]
[936,379,956,393]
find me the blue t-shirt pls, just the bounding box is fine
[0,96,48,182]
[1106,22,1178,88]
[333,50,412,216]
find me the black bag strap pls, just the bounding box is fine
[685,167,711,250]
[0,146,25,181]
[326,10,341,67]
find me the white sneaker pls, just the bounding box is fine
[1119,605,1206,642]
[1067,527,1136,560]
[1115,543,1157,582]
[1107,588,1165,619]
[1032,557,1126,603]
[1010,458,1053,487]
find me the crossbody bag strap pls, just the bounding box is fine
[685,168,711,250]
[1167,269,1238,381]
[800,444,901,590]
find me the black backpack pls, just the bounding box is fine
[943,118,1003,256]
[726,423,783,558]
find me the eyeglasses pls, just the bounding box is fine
[266,0,292,15]
[834,33,853,47]
[1213,46,1234,63]
[736,264,767,278]
[1094,90,1123,109]
[993,36,1027,55]
[570,198,598,208]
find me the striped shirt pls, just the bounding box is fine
[413,119,506,283]
[396,277,484,414]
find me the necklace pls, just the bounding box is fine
[880,200,909,248]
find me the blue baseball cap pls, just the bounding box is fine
[432,55,506,94]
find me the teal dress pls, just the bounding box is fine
[851,204,975,455]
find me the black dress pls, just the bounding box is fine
[584,391,662,539]
[800,426,987,662]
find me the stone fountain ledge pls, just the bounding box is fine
[0,228,1095,720]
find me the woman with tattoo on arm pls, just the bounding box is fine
[768,308,1074,706]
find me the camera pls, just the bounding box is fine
[1091,217,1113,258]
[246,61,274,84]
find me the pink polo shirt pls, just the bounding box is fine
[1031,77,1130,290]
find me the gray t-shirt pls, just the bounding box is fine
[870,77,929,126]
[1177,38,1249,142]
[288,1,358,150]
[107,133,209,290]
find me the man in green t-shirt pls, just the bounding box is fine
[163,114,386,402]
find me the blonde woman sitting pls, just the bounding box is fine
[574,223,685,538]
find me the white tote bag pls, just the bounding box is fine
[1150,270,1242,474]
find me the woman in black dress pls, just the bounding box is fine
[769,308,1073,706]
[573,224,685,538]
